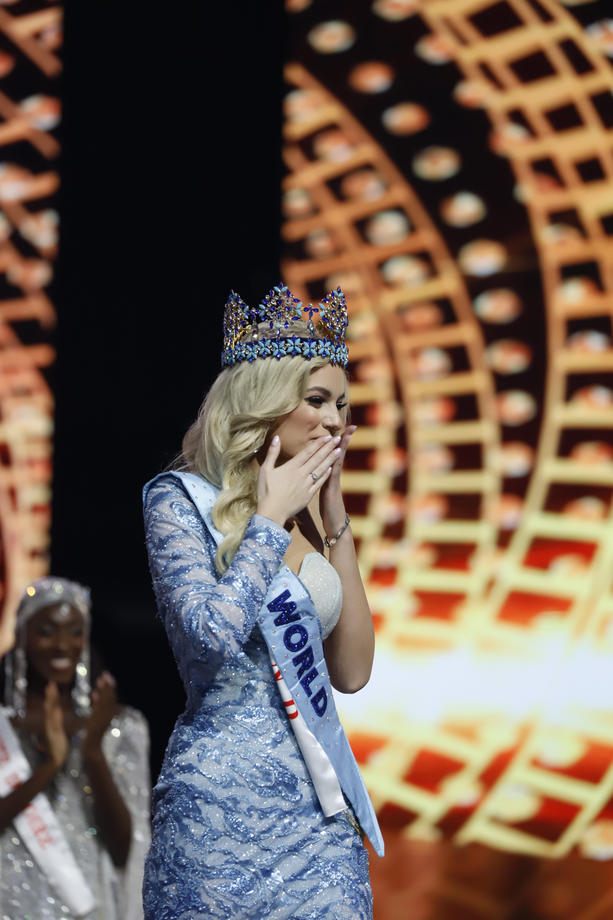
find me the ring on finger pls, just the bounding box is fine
[311,471,318,482]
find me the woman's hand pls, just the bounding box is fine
[257,434,342,527]
[0,682,69,831]
[79,671,132,867]
[319,424,356,537]
[82,672,119,761]
[42,681,69,769]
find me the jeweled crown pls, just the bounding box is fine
[221,283,348,368]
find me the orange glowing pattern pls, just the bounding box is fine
[283,0,613,876]
[0,2,60,654]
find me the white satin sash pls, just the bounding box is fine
[269,652,346,816]
[0,709,97,917]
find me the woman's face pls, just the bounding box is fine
[25,603,86,687]
[275,363,348,459]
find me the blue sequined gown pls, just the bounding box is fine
[142,475,372,920]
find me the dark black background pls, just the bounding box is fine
[53,0,283,776]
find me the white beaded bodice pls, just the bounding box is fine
[298,552,342,640]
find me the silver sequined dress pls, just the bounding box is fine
[142,474,372,920]
[0,707,151,920]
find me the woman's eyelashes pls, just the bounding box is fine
[306,396,347,410]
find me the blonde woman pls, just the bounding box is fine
[142,286,383,920]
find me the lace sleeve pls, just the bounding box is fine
[143,475,290,685]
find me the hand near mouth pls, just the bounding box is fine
[319,424,356,538]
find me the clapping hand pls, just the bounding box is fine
[81,672,118,760]
[42,681,68,769]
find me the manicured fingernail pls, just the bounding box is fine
[333,447,341,454]
[323,435,332,442]
[272,435,279,444]
[333,435,341,444]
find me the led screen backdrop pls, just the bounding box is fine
[0,1,59,654]
[284,0,613,915]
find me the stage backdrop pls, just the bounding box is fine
[284,0,613,917]
[0,0,59,654]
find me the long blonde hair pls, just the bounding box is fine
[179,321,331,573]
